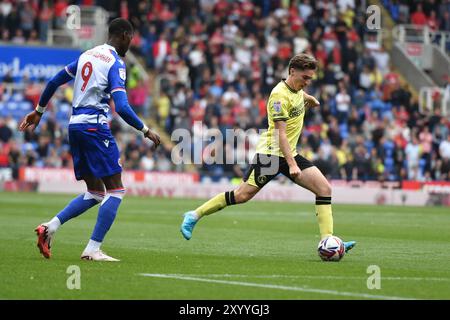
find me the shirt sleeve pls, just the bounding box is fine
[108,60,127,94]
[112,90,144,131]
[269,93,289,121]
[64,59,78,78]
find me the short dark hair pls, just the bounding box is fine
[108,18,133,37]
[288,54,317,74]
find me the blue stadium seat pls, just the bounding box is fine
[369,99,385,113]
[383,140,395,157]
[0,99,32,120]
[384,157,395,174]
[339,123,348,139]
[329,98,337,115]
[0,102,6,117]
[365,140,374,153]
[419,158,427,173]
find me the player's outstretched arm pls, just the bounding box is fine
[19,67,74,131]
[111,90,161,148]
[303,92,320,108]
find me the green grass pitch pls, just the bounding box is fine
[1,192,450,300]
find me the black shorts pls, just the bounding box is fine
[243,153,314,188]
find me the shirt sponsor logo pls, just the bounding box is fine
[289,105,304,118]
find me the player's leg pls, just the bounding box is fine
[181,153,280,240]
[196,181,260,218]
[181,153,281,239]
[180,181,260,240]
[292,165,333,239]
[197,182,260,217]
[48,176,105,233]
[35,127,106,259]
[81,173,124,261]
[77,124,124,261]
[291,162,356,252]
[35,176,105,259]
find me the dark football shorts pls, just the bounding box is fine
[243,153,314,188]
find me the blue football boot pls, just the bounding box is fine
[180,211,198,240]
[344,240,356,253]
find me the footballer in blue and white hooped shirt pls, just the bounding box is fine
[20,18,161,262]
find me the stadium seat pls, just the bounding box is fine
[339,123,349,139]
[384,157,395,174]
[383,140,395,158]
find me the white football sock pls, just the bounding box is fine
[191,211,200,220]
[84,239,102,253]
[47,217,61,234]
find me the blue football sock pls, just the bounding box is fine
[90,190,125,243]
[56,191,104,224]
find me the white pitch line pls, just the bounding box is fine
[167,274,450,282]
[139,273,416,300]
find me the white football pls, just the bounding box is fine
[317,236,345,261]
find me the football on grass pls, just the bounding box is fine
[318,236,345,261]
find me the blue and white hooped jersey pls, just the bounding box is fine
[65,43,126,125]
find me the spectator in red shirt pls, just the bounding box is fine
[314,43,328,67]
[24,78,41,107]
[411,3,428,27]
[214,0,230,19]
[153,33,171,70]
[160,4,174,24]
[330,43,342,66]
[382,65,401,100]
[427,10,439,31]
[277,41,292,61]
[189,101,205,124]
[241,0,254,18]
[54,0,68,28]
[39,0,53,42]
[120,0,128,19]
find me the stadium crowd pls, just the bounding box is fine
[1,0,450,182]
[382,0,450,31]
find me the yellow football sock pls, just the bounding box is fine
[315,196,333,239]
[195,191,236,218]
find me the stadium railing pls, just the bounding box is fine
[46,5,109,51]
[419,86,450,116]
[392,24,450,53]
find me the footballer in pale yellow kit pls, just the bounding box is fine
[180,53,356,254]
[256,78,306,158]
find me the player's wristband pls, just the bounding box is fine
[141,125,149,134]
[35,105,46,115]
